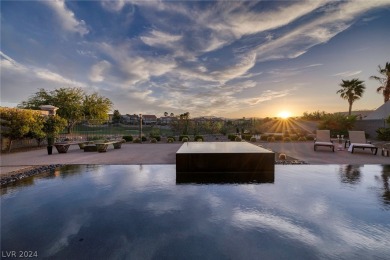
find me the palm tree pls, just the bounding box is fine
[336,78,365,115]
[164,112,168,117]
[370,62,390,103]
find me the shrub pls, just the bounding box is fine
[194,135,204,142]
[283,137,291,142]
[376,127,390,141]
[242,134,252,141]
[167,138,174,143]
[274,135,283,141]
[141,136,147,142]
[260,135,268,141]
[235,136,242,142]
[250,137,256,142]
[150,138,157,143]
[179,135,190,141]
[298,136,307,141]
[278,153,287,160]
[290,135,298,141]
[196,138,203,142]
[305,135,315,141]
[318,113,356,137]
[133,138,141,143]
[122,135,133,142]
[150,135,161,141]
[228,134,237,141]
[167,136,176,141]
[267,136,275,142]
[182,137,189,142]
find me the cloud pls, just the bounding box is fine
[140,30,182,49]
[43,0,89,36]
[89,60,111,82]
[332,70,362,77]
[1,51,87,104]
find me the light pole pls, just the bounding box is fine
[139,114,143,143]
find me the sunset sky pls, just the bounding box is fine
[1,0,389,118]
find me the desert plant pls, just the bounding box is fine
[267,136,275,142]
[305,135,315,141]
[298,136,307,141]
[260,135,268,141]
[196,138,203,142]
[141,136,147,142]
[182,137,189,142]
[274,135,283,141]
[235,136,242,142]
[179,135,190,141]
[133,138,141,143]
[167,138,174,143]
[122,135,133,142]
[150,138,157,143]
[376,127,390,141]
[242,134,252,141]
[194,135,204,141]
[228,134,237,141]
[167,136,176,141]
[250,137,256,142]
[283,137,292,142]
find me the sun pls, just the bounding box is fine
[278,111,291,119]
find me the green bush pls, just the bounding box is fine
[194,135,204,142]
[242,134,252,141]
[250,137,256,142]
[283,137,291,142]
[274,135,283,141]
[228,134,237,141]
[182,137,189,142]
[305,135,315,141]
[167,136,176,141]
[376,127,390,141]
[122,135,133,142]
[150,138,157,143]
[141,136,147,142]
[260,135,268,141]
[167,138,174,143]
[179,135,190,141]
[150,135,161,141]
[133,138,141,143]
[318,113,356,138]
[235,136,242,142]
[267,136,275,142]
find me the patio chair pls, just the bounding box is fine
[314,130,334,152]
[347,131,378,155]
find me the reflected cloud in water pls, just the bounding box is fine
[1,164,390,259]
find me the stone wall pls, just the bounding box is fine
[353,119,388,140]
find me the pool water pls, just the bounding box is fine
[1,165,390,259]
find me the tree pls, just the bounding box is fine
[112,110,121,124]
[179,112,190,135]
[370,62,390,103]
[164,112,168,117]
[170,112,174,117]
[318,113,356,137]
[52,87,84,133]
[0,107,45,151]
[336,79,365,115]
[83,92,113,123]
[18,87,113,133]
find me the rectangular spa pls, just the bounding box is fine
[176,142,275,182]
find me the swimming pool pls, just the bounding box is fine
[1,164,389,259]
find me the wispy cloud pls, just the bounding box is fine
[332,70,362,77]
[89,60,111,82]
[42,0,89,36]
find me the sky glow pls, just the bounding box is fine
[1,0,389,118]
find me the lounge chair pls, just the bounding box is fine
[346,131,378,155]
[314,130,334,152]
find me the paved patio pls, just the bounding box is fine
[1,141,389,175]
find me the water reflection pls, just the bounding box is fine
[1,165,390,259]
[374,165,390,209]
[339,165,361,184]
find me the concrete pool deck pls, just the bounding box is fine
[1,141,389,175]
